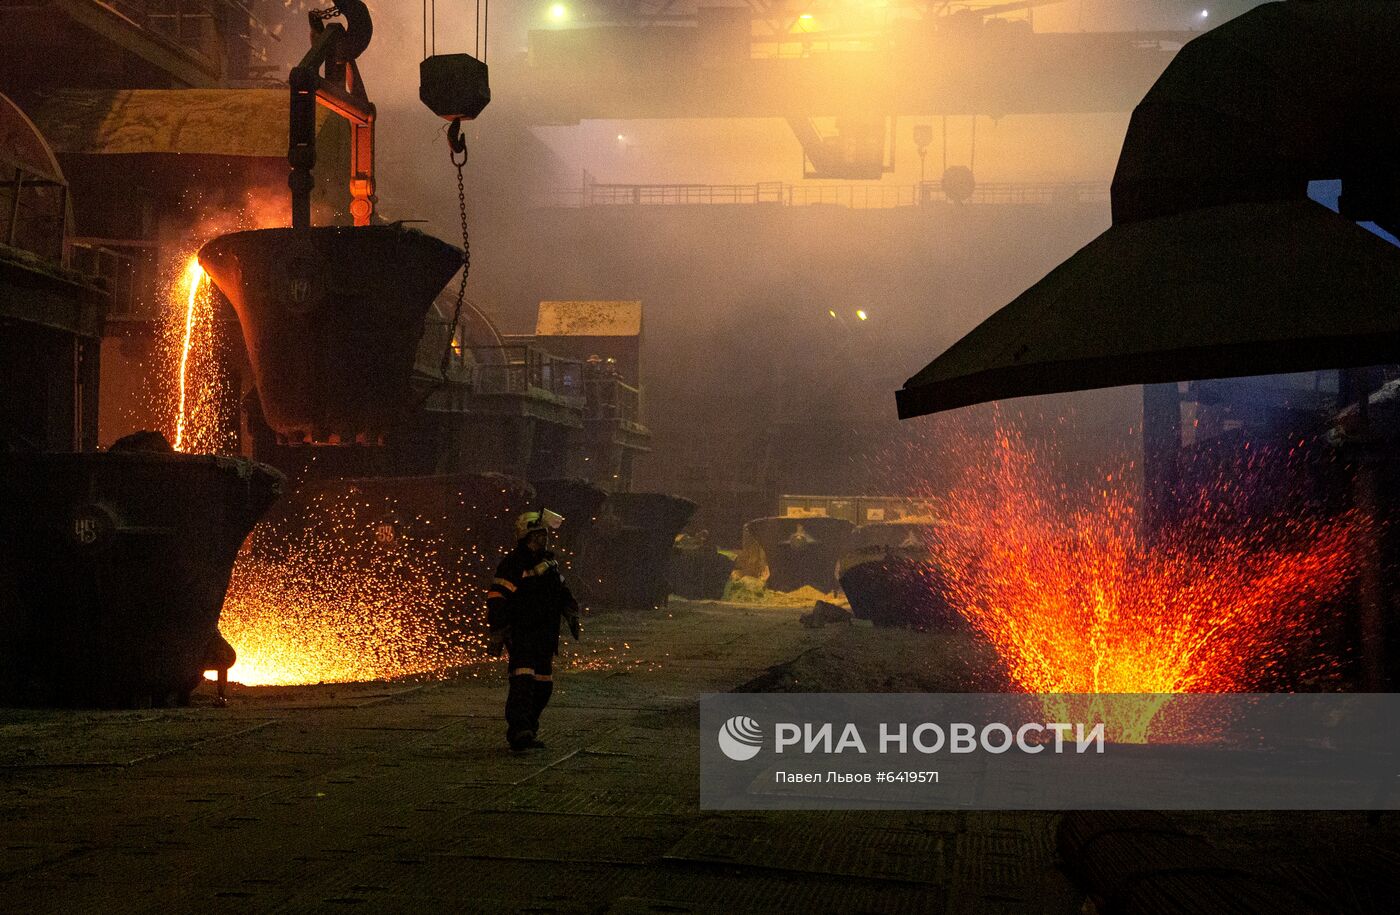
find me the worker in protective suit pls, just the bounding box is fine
[486,510,581,751]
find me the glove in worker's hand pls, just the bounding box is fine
[488,629,507,657]
[567,614,581,642]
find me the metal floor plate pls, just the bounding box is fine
[489,785,697,818]
[664,819,948,884]
[605,869,945,915]
[435,810,688,864]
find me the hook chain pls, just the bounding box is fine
[441,125,471,381]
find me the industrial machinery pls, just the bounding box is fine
[200,3,685,624]
[897,0,1400,418]
[199,2,465,445]
[0,93,287,707]
[419,0,492,391]
[895,0,1400,696]
[200,224,460,443]
[584,493,697,609]
[288,1,378,229]
[837,520,957,629]
[670,532,735,601]
[517,0,1189,180]
[743,515,854,593]
[0,449,282,706]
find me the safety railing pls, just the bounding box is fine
[536,179,1109,210]
[66,237,161,317]
[468,345,585,403]
[55,0,278,77]
[585,376,644,427]
[1,158,67,264]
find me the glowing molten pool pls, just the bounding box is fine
[925,423,1366,703]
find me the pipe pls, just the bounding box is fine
[1111,1,1400,233]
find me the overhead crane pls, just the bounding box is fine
[513,0,1193,178]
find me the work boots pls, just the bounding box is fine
[520,680,554,749]
[505,674,555,750]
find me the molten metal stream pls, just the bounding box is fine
[172,257,204,452]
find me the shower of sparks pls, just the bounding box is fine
[212,486,648,687]
[218,545,478,686]
[918,419,1367,739]
[216,490,485,686]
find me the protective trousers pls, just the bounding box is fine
[504,654,553,746]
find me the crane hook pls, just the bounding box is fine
[447,119,468,166]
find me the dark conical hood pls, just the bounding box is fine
[200,225,461,442]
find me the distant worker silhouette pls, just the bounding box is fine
[486,510,581,751]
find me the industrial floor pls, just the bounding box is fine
[0,601,1078,914]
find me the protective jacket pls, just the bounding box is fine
[486,545,579,659]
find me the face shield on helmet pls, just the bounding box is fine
[516,509,565,542]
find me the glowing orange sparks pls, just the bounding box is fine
[172,257,204,452]
[922,422,1366,705]
[210,489,647,688]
